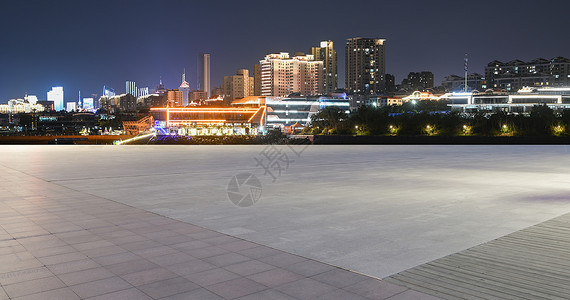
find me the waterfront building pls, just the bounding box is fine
[311,40,338,94]
[442,73,485,92]
[260,53,323,97]
[345,37,386,95]
[485,57,570,91]
[198,53,211,98]
[223,69,254,103]
[126,81,137,97]
[47,86,64,111]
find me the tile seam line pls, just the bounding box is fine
[0,163,390,285]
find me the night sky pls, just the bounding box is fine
[1,0,569,103]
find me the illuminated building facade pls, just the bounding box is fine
[253,63,261,96]
[166,90,183,107]
[260,53,323,97]
[443,87,570,113]
[103,85,116,98]
[231,95,349,128]
[47,86,64,111]
[0,99,45,114]
[126,81,137,97]
[345,37,386,95]
[401,72,434,92]
[485,57,570,91]
[198,53,211,98]
[311,40,338,94]
[179,70,190,106]
[83,98,94,110]
[66,102,77,112]
[223,69,254,103]
[442,73,485,92]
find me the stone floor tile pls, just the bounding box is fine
[38,252,88,265]
[81,245,128,258]
[247,268,304,287]
[160,288,224,300]
[121,267,178,286]
[234,289,297,300]
[0,266,53,286]
[203,253,251,267]
[236,246,282,260]
[224,260,276,276]
[310,268,370,288]
[105,259,159,276]
[11,287,80,300]
[84,288,152,300]
[4,276,66,298]
[313,288,370,300]
[276,278,338,300]
[138,276,199,299]
[56,267,114,286]
[47,259,100,275]
[258,252,307,267]
[344,279,408,300]
[182,245,230,259]
[384,289,444,300]
[185,267,241,286]
[281,260,335,277]
[166,259,217,276]
[131,245,179,258]
[206,277,267,299]
[69,276,132,299]
[147,252,195,266]
[92,252,140,266]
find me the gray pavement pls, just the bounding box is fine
[1,145,570,298]
[0,160,434,299]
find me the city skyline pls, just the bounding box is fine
[1,0,569,102]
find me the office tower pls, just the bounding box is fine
[311,40,338,94]
[179,70,190,106]
[345,37,386,95]
[138,87,149,98]
[66,102,77,112]
[166,90,183,107]
[103,85,115,98]
[253,64,261,96]
[198,53,211,98]
[260,53,323,97]
[47,86,64,111]
[223,69,254,102]
[401,72,434,91]
[126,81,137,97]
[485,57,570,91]
[83,98,94,110]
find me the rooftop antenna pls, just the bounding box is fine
[464,53,468,92]
[183,68,186,83]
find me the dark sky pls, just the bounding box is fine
[1,0,569,103]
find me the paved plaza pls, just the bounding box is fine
[1,145,570,299]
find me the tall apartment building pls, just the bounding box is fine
[198,53,211,98]
[223,69,254,103]
[166,90,183,107]
[253,64,261,96]
[47,86,64,111]
[345,37,386,95]
[401,71,434,92]
[260,53,323,97]
[126,81,137,97]
[311,40,338,94]
[485,57,570,91]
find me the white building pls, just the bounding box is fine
[260,53,323,97]
[47,86,64,111]
[83,98,94,111]
[66,102,77,112]
[126,81,137,97]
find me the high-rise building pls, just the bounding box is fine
[138,87,149,98]
[223,69,254,103]
[485,57,570,91]
[126,81,137,97]
[345,37,386,95]
[253,64,261,96]
[260,53,323,97]
[103,85,115,98]
[66,102,77,112]
[401,71,434,92]
[156,79,166,95]
[166,90,183,107]
[47,86,64,111]
[83,98,94,111]
[198,53,211,98]
[179,70,190,106]
[311,40,338,94]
